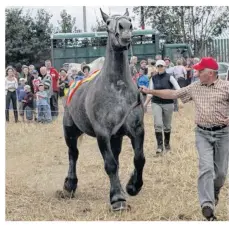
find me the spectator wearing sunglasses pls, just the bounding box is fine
[143,60,181,154]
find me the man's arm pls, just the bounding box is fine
[140,82,193,104]
[140,87,178,99]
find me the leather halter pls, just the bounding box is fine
[106,15,131,51]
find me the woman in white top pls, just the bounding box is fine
[5,67,19,122]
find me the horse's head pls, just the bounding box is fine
[100,8,133,50]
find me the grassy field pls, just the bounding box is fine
[5,102,229,221]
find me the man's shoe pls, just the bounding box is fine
[202,205,217,221]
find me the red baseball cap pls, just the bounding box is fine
[193,57,218,71]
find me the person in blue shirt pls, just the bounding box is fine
[137,68,149,112]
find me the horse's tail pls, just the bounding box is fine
[111,91,142,136]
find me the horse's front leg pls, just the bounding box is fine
[97,135,127,211]
[126,125,145,196]
[56,122,81,199]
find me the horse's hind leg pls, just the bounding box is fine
[126,126,145,196]
[57,122,82,199]
[97,135,127,211]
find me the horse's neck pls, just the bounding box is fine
[102,41,130,84]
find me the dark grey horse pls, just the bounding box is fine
[59,8,145,211]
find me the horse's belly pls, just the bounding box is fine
[69,110,96,137]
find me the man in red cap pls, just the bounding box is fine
[140,57,229,221]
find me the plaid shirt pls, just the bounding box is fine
[175,79,229,126]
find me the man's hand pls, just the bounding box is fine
[139,86,151,94]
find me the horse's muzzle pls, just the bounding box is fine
[121,37,131,44]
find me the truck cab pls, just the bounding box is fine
[162,43,193,63]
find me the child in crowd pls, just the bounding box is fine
[59,68,69,106]
[36,83,52,123]
[17,78,26,121]
[32,70,41,121]
[22,85,34,123]
[82,65,90,78]
[43,79,52,102]
[32,70,42,93]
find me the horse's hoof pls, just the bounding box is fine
[55,189,75,199]
[126,183,142,196]
[110,201,131,212]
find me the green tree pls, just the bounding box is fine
[30,9,53,64]
[58,9,77,33]
[133,6,229,56]
[5,8,34,65]
[5,7,53,66]
[91,17,107,32]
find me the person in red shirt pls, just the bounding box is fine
[45,59,59,119]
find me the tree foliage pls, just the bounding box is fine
[91,17,107,32]
[57,9,77,33]
[5,7,53,66]
[133,6,229,56]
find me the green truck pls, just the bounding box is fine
[51,29,193,70]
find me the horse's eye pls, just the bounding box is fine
[119,24,123,30]
[106,20,110,26]
[130,24,133,30]
[129,18,132,22]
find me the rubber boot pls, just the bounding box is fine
[155,132,163,154]
[164,132,171,151]
[14,110,19,123]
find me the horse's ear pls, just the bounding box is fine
[123,8,129,17]
[100,8,109,23]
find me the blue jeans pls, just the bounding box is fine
[24,106,33,120]
[37,104,52,123]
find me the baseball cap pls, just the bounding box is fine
[39,83,44,86]
[19,78,25,82]
[193,57,218,71]
[156,60,166,67]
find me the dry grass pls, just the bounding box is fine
[5,102,229,221]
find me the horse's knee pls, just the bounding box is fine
[104,157,118,175]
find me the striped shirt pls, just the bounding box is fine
[175,79,229,126]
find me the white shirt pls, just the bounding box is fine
[5,77,18,94]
